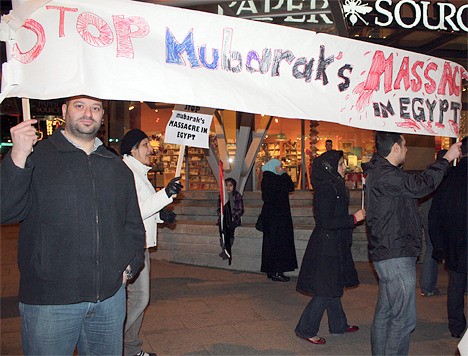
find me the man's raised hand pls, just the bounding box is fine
[10,119,39,168]
[443,141,462,163]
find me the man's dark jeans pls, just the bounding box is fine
[371,257,417,355]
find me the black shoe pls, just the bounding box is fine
[271,273,290,282]
[267,273,273,279]
[451,333,461,339]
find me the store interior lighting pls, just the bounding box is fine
[276,118,287,142]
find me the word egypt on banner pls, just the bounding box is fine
[1,0,465,138]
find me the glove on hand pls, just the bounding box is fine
[160,209,176,224]
[165,176,183,198]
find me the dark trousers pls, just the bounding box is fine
[447,270,467,336]
[295,295,348,338]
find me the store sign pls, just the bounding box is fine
[344,0,468,32]
[164,105,214,148]
[216,0,332,25]
[0,0,465,138]
[29,99,63,116]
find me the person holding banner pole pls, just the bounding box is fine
[120,129,182,356]
[418,149,447,298]
[361,174,366,210]
[0,96,146,355]
[363,131,461,355]
[429,137,467,339]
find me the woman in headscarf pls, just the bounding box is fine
[294,150,365,345]
[260,158,297,282]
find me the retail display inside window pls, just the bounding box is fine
[256,139,302,188]
[187,147,218,190]
[283,140,301,184]
[148,141,218,191]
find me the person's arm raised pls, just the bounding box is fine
[442,142,462,163]
[10,120,38,169]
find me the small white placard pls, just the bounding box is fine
[164,105,214,149]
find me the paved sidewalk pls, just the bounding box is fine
[1,224,464,355]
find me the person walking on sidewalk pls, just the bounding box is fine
[260,158,297,282]
[363,131,461,355]
[295,150,365,345]
[0,96,146,355]
[121,129,182,356]
[429,137,467,339]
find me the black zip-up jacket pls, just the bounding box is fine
[0,130,145,305]
[363,153,449,262]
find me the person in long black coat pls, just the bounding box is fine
[260,158,298,282]
[429,137,467,339]
[295,150,365,345]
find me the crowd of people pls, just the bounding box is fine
[0,95,466,355]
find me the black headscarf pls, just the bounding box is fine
[312,150,347,196]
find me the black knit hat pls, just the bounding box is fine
[120,129,148,156]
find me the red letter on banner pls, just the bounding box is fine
[12,19,45,64]
[76,12,114,47]
[424,62,438,94]
[112,15,149,58]
[394,56,410,91]
[363,51,394,94]
[46,6,78,37]
[437,62,459,96]
[410,61,424,92]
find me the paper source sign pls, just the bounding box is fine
[343,0,467,32]
[165,105,214,148]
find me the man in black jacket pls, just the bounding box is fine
[0,96,146,355]
[363,131,461,355]
[429,136,467,339]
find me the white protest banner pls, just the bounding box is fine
[165,105,214,149]
[0,0,465,137]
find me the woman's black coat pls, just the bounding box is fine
[429,157,467,273]
[296,182,359,297]
[260,171,298,273]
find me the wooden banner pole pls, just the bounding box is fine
[22,98,31,121]
[175,144,185,178]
